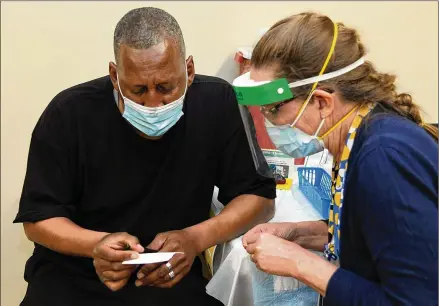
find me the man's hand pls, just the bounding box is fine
[135,230,198,288]
[92,232,144,292]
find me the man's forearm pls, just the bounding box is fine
[292,221,328,251]
[184,194,275,254]
[24,217,108,258]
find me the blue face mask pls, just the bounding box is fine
[117,72,187,137]
[265,119,326,158]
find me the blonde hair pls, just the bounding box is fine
[251,12,438,141]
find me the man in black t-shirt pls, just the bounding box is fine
[14,7,275,306]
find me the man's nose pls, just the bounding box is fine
[141,91,165,107]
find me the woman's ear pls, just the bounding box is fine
[313,89,335,119]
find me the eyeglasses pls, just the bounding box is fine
[261,97,297,115]
[262,87,335,115]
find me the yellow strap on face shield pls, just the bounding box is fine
[293,22,339,122]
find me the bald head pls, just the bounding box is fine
[113,7,186,63]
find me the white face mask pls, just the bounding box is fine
[117,71,188,137]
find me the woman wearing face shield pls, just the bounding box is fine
[234,12,438,306]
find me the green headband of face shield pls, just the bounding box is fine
[232,57,365,106]
[233,77,294,106]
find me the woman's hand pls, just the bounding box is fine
[242,223,297,248]
[243,221,328,251]
[245,233,337,296]
[244,232,305,277]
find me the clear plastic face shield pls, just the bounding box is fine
[232,21,366,173]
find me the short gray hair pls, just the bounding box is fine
[113,7,186,63]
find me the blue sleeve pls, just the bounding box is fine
[325,144,438,305]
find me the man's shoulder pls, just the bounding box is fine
[192,74,231,87]
[190,74,233,95]
[35,76,112,134]
[188,74,236,110]
[36,76,112,130]
[52,76,112,107]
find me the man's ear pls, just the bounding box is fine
[109,62,125,113]
[186,56,195,87]
[109,62,118,92]
[313,89,335,119]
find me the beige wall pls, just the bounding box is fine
[1,1,437,305]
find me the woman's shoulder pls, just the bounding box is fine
[353,114,437,165]
[346,114,438,233]
[347,114,438,201]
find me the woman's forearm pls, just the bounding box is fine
[292,249,338,296]
[291,220,328,251]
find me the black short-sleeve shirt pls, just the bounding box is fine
[14,75,275,306]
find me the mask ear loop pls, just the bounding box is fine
[290,90,316,127]
[305,104,359,167]
[303,118,327,167]
[314,119,326,137]
[116,73,125,99]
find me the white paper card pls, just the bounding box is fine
[122,252,183,265]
